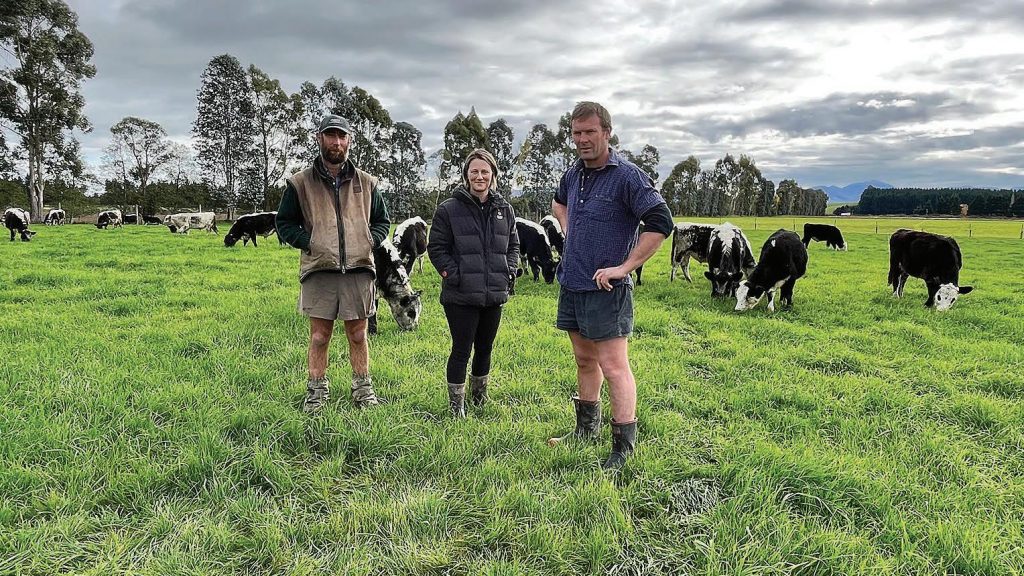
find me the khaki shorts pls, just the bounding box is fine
[298,271,376,321]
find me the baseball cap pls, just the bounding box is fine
[317,114,354,135]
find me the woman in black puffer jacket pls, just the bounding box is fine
[427,149,520,417]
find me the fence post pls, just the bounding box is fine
[969,225,972,238]
[875,220,878,234]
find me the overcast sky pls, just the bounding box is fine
[65,0,1024,190]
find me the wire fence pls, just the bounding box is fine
[683,216,1024,240]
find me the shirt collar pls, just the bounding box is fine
[575,147,620,172]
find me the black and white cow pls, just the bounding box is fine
[367,239,423,334]
[669,222,717,282]
[392,216,428,274]
[888,229,973,311]
[96,209,123,229]
[142,215,163,225]
[44,209,66,225]
[515,217,556,284]
[539,215,565,258]
[803,223,847,251]
[4,208,36,242]
[735,229,808,312]
[224,212,280,247]
[705,222,756,297]
[165,212,218,234]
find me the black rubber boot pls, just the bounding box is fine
[547,395,602,446]
[448,382,466,418]
[602,420,637,471]
[469,374,489,407]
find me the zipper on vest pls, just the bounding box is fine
[331,179,346,273]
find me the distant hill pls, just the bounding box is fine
[813,180,893,203]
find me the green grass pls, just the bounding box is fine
[1,219,1022,575]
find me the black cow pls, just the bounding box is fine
[888,229,973,311]
[539,215,565,258]
[803,223,847,250]
[367,239,423,334]
[705,223,756,297]
[123,214,139,224]
[515,217,556,284]
[669,222,717,282]
[224,212,280,247]
[95,210,123,229]
[735,229,808,312]
[392,216,428,274]
[4,208,36,242]
[142,215,163,225]
[44,209,66,225]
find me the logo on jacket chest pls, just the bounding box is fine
[496,212,503,220]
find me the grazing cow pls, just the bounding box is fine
[142,215,163,225]
[4,208,36,242]
[367,239,423,334]
[392,216,428,274]
[634,222,648,286]
[803,223,847,250]
[95,209,123,229]
[515,217,557,284]
[705,222,756,297]
[735,229,808,312]
[539,215,565,257]
[165,212,218,234]
[224,212,280,247]
[669,222,718,282]
[888,229,973,311]
[124,214,139,225]
[44,209,66,225]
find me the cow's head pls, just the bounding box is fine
[167,224,178,233]
[705,270,744,297]
[19,229,36,242]
[223,234,240,247]
[95,215,108,228]
[386,290,422,330]
[933,283,973,311]
[540,258,557,283]
[734,281,767,312]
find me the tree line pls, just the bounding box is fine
[857,186,1024,217]
[2,1,828,223]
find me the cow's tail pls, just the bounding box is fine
[669,227,679,280]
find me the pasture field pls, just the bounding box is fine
[1,218,1023,575]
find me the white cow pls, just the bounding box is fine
[165,212,218,234]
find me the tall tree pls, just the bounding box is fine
[735,155,762,216]
[0,0,95,221]
[516,123,559,218]
[105,116,174,213]
[248,65,300,211]
[712,154,741,216]
[192,54,253,218]
[661,156,701,216]
[349,86,393,178]
[776,179,799,216]
[385,120,426,218]
[486,118,515,195]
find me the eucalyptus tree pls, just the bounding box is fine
[192,54,253,217]
[0,0,95,220]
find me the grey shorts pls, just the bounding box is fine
[298,271,376,321]
[556,284,634,341]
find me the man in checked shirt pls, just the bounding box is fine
[547,101,674,470]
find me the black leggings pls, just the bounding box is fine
[442,304,503,383]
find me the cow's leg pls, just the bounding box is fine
[766,289,776,312]
[251,234,257,247]
[780,278,797,308]
[682,255,692,283]
[531,260,540,282]
[897,273,909,298]
[367,305,379,335]
[925,281,938,307]
[9,229,14,242]
[669,255,677,281]
[417,255,424,274]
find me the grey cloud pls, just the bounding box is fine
[730,0,1023,26]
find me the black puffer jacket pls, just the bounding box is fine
[428,188,520,307]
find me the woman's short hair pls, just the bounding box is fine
[461,148,500,191]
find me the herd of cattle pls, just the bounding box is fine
[3,206,975,318]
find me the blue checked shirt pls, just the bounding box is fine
[554,148,668,292]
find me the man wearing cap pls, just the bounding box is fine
[277,114,391,413]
